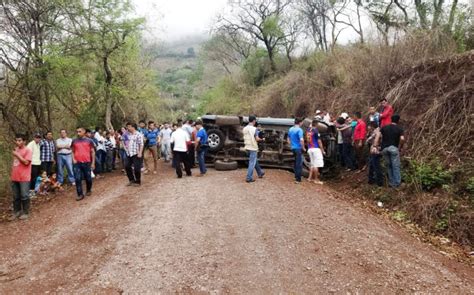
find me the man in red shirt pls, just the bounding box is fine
[10,134,33,220]
[72,127,96,201]
[379,98,394,127]
[353,112,367,170]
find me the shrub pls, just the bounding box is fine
[404,159,453,191]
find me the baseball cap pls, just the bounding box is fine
[341,112,349,119]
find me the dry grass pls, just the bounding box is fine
[252,31,474,248]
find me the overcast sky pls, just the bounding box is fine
[133,0,227,41]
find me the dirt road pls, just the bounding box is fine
[0,161,473,294]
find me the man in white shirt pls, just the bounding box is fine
[243,115,265,183]
[94,127,107,177]
[56,129,75,185]
[27,133,42,194]
[160,123,172,162]
[171,121,192,178]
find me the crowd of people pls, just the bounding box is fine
[309,98,404,187]
[8,119,209,220]
[9,98,404,221]
[240,98,404,188]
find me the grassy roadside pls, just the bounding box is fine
[326,163,473,263]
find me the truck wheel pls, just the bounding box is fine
[215,160,238,171]
[207,129,225,152]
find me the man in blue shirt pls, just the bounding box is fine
[194,120,208,176]
[138,120,148,172]
[145,121,160,175]
[288,118,306,183]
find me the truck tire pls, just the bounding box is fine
[207,129,225,152]
[215,160,238,171]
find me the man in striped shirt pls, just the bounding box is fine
[40,131,56,176]
[125,123,144,186]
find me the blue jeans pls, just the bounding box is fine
[119,148,128,168]
[292,149,303,182]
[382,146,401,187]
[342,143,356,170]
[73,162,93,197]
[197,146,208,174]
[12,181,30,214]
[368,154,384,186]
[95,149,106,174]
[57,153,75,184]
[246,150,263,181]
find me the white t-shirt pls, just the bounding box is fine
[160,128,172,144]
[171,128,190,152]
[94,132,106,151]
[109,136,116,148]
[56,137,72,154]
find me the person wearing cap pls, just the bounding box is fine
[315,110,323,121]
[337,116,356,171]
[27,133,42,195]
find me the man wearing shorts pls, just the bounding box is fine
[306,119,326,184]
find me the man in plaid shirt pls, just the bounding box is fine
[124,123,144,186]
[40,131,56,176]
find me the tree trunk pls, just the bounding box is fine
[103,56,113,130]
[432,0,445,29]
[264,39,277,72]
[356,1,364,44]
[447,0,458,32]
[414,0,428,29]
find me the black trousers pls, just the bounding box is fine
[126,155,143,184]
[174,151,191,178]
[30,164,41,190]
[187,145,195,168]
[41,161,54,176]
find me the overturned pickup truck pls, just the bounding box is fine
[201,115,337,176]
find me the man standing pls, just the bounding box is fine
[72,127,95,201]
[10,134,32,220]
[171,120,192,178]
[368,106,380,127]
[379,98,394,128]
[337,117,356,171]
[367,121,383,186]
[306,120,325,184]
[145,121,160,174]
[353,112,367,170]
[125,123,144,186]
[243,115,265,183]
[379,114,405,188]
[94,127,106,177]
[109,129,117,170]
[195,120,208,176]
[40,131,55,176]
[288,118,306,183]
[27,133,42,195]
[160,123,172,162]
[183,119,195,168]
[56,129,75,185]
